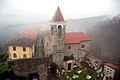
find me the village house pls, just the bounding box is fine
[8,36,36,60]
[7,27,38,60]
[103,63,120,80]
[63,56,75,71]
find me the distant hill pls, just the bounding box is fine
[0,24,28,47]
[67,15,108,32]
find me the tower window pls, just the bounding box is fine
[13,46,16,51]
[81,45,85,48]
[49,49,51,51]
[47,43,48,47]
[13,53,17,58]
[51,27,53,35]
[57,25,62,36]
[23,54,27,58]
[68,46,71,50]
[23,47,26,51]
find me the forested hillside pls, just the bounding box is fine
[87,15,120,65]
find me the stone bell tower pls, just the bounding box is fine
[50,6,67,67]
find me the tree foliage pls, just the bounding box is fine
[87,15,120,65]
[0,54,5,63]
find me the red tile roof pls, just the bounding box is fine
[105,63,120,69]
[52,6,64,21]
[48,32,91,44]
[20,27,38,35]
[65,32,91,44]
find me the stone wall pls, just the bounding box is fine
[64,41,90,61]
[44,35,52,57]
[85,54,102,69]
[12,57,52,80]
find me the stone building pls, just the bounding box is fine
[64,32,91,61]
[44,6,91,69]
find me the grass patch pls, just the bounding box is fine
[66,62,100,80]
[67,67,78,77]
[0,64,8,74]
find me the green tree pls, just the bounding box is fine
[0,53,4,63]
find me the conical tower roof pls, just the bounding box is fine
[52,6,64,21]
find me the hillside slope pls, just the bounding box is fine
[87,15,120,65]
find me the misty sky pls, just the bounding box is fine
[0,0,120,20]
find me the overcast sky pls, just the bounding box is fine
[0,0,120,19]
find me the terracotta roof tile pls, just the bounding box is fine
[19,27,38,35]
[65,32,91,44]
[105,63,120,69]
[48,32,91,44]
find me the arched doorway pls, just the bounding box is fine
[49,63,57,74]
[30,73,39,80]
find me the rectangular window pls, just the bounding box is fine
[49,49,51,51]
[81,45,85,48]
[13,46,16,51]
[68,46,71,50]
[23,47,26,51]
[13,53,17,58]
[68,63,71,70]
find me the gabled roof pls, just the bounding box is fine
[105,63,120,69]
[8,36,35,47]
[52,6,64,21]
[65,32,91,44]
[47,32,91,44]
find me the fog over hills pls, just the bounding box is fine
[67,15,108,32]
[0,14,120,65]
[87,15,120,65]
[0,15,109,47]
